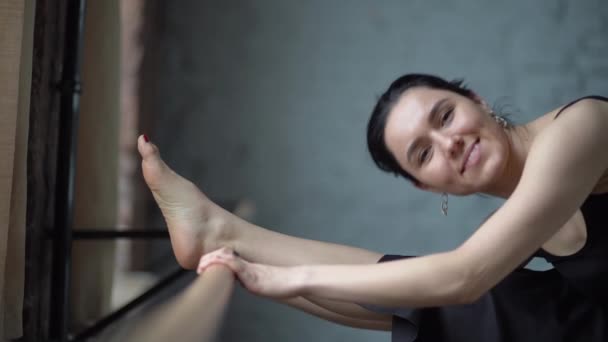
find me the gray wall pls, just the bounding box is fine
[141,1,608,341]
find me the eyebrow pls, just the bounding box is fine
[406,98,448,165]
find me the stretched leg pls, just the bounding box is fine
[137,135,381,269]
[138,135,387,325]
[282,297,391,331]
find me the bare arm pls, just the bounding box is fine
[288,99,608,306]
[206,99,608,307]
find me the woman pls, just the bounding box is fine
[138,74,608,340]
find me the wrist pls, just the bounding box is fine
[292,265,314,296]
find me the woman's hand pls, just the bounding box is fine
[197,247,304,299]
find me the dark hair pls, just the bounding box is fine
[366,73,476,184]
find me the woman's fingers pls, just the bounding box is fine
[196,247,299,299]
[197,247,243,274]
[196,248,260,293]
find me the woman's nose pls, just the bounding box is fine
[438,134,464,158]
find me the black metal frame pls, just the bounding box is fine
[49,0,87,339]
[49,229,187,342]
[72,230,170,240]
[47,1,188,341]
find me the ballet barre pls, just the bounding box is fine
[125,264,235,342]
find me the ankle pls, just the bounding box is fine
[204,216,237,253]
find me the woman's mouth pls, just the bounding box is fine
[461,138,481,174]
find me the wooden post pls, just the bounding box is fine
[70,0,121,330]
[0,0,35,338]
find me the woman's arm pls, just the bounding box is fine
[305,99,608,305]
[303,99,608,305]
[201,99,608,307]
[456,98,608,299]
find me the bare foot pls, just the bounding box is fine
[137,135,234,269]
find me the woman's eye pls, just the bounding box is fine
[441,109,453,126]
[419,147,431,164]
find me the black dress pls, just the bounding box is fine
[362,96,608,342]
[364,255,607,342]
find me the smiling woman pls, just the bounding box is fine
[369,74,518,196]
[138,73,608,341]
[368,75,481,183]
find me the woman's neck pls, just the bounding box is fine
[484,123,537,198]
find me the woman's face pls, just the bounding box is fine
[384,87,509,195]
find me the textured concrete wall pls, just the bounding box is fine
[142,1,608,341]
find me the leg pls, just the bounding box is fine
[138,136,386,324]
[137,135,381,269]
[282,297,391,331]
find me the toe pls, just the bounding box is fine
[138,134,167,181]
[138,134,160,161]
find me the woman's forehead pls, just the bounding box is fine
[394,87,451,116]
[385,88,449,143]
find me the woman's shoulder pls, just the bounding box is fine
[537,96,608,144]
[507,96,608,218]
[551,95,608,119]
[525,96,608,135]
[522,96,608,184]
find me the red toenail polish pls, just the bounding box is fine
[143,134,149,142]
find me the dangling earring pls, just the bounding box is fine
[490,111,508,129]
[441,193,448,216]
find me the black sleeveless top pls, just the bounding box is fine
[534,192,608,305]
[534,95,608,306]
[362,96,608,341]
